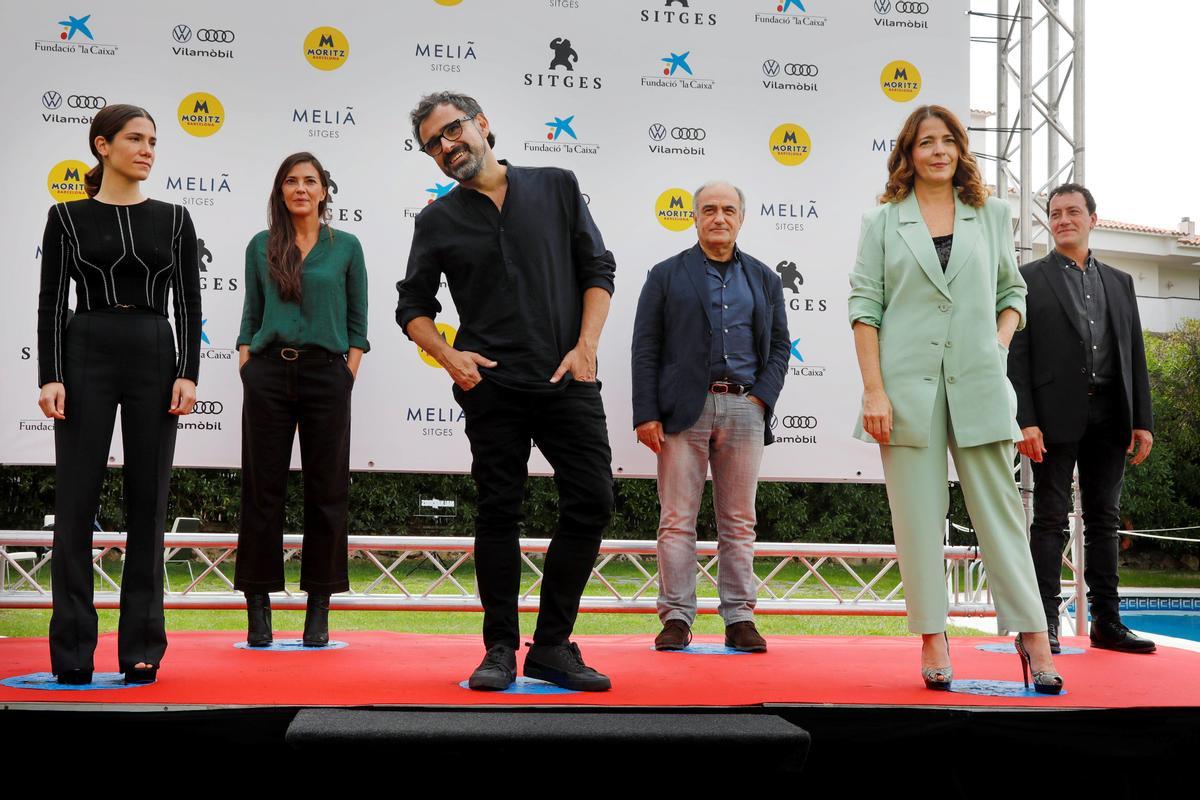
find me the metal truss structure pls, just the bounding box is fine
[973,0,1088,635]
[0,531,997,617]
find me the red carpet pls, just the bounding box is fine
[3,631,1198,709]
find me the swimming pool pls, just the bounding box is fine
[1070,596,1200,643]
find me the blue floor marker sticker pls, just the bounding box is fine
[457,677,578,695]
[949,678,1068,698]
[651,643,752,655]
[2,672,150,691]
[233,638,348,651]
[975,643,1085,655]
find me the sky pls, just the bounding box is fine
[969,1,1198,231]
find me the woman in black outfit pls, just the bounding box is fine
[37,104,201,685]
[234,152,368,647]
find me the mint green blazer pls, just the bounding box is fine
[848,192,1026,448]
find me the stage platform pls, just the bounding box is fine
[4,632,1199,784]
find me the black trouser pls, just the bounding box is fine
[235,349,353,595]
[50,310,177,674]
[1029,389,1128,624]
[453,379,614,649]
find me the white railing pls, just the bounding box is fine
[0,530,997,616]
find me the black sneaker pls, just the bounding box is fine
[1090,620,1156,654]
[524,641,611,692]
[468,644,517,691]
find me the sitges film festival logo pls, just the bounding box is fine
[41,90,105,126]
[47,160,91,202]
[524,36,602,89]
[768,123,812,166]
[641,50,715,91]
[774,259,827,311]
[647,123,707,157]
[874,1,931,30]
[655,188,694,232]
[304,27,349,71]
[754,0,827,27]
[524,114,598,156]
[196,239,239,293]
[640,0,719,26]
[170,23,236,59]
[35,14,118,56]
[761,58,819,93]
[418,323,458,368]
[178,92,225,137]
[880,60,922,102]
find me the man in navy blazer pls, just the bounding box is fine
[632,181,789,652]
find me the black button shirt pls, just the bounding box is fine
[396,162,616,392]
[1053,249,1116,386]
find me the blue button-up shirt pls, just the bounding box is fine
[705,249,758,384]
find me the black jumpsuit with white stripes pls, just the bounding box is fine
[37,197,201,675]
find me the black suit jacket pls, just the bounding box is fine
[631,244,789,445]
[1007,252,1153,443]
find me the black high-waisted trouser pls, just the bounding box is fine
[50,309,178,674]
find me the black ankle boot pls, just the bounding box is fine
[245,593,273,647]
[303,594,330,647]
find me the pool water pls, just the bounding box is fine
[1121,612,1200,642]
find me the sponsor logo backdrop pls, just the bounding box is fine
[2,0,969,482]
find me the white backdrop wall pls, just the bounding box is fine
[2,0,969,481]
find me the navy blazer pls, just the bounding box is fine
[631,243,790,445]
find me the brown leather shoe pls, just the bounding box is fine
[654,619,692,651]
[725,621,767,652]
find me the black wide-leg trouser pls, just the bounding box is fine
[50,309,178,675]
[234,350,353,595]
[453,379,615,650]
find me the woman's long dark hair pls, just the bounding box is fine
[84,104,156,198]
[266,152,331,303]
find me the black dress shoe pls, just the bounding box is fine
[524,641,611,692]
[303,594,330,647]
[56,669,93,685]
[468,644,517,691]
[123,665,158,684]
[1090,620,1156,653]
[1046,618,1061,655]
[245,593,273,647]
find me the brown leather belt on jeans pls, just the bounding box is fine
[709,381,752,395]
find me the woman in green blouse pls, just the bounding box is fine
[234,152,369,647]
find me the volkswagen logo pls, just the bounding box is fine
[762,59,781,77]
[875,0,892,13]
[648,123,667,141]
[172,24,192,43]
[896,1,929,13]
[784,63,819,77]
[191,401,224,415]
[671,127,706,141]
[781,415,818,429]
[197,29,236,43]
[67,95,107,110]
[42,91,63,110]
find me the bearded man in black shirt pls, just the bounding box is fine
[397,92,616,691]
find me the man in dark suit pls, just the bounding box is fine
[1008,183,1155,654]
[632,181,789,652]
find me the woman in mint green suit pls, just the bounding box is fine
[849,105,1062,693]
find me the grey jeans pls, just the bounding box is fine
[656,393,766,626]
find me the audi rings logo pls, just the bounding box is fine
[777,415,818,430]
[671,126,706,141]
[764,60,818,78]
[42,91,62,109]
[190,401,224,415]
[68,95,107,109]
[648,123,667,141]
[197,29,235,43]
[172,25,192,42]
[895,2,930,13]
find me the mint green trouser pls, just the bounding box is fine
[879,379,1047,635]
